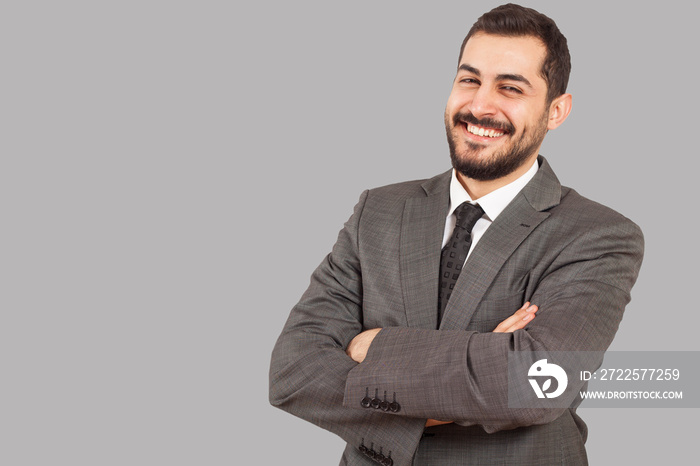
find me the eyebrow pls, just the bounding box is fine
[458,64,534,89]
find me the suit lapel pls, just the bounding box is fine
[399,171,451,330]
[438,196,549,329]
[439,156,562,330]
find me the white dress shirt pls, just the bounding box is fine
[442,160,539,261]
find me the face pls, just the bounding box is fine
[445,33,552,182]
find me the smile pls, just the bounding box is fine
[466,124,505,138]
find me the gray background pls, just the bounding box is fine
[2,0,697,464]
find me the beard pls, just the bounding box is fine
[446,110,548,181]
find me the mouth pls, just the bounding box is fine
[465,123,506,138]
[452,112,514,142]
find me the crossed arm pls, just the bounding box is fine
[270,188,644,465]
[346,302,539,427]
[346,302,538,363]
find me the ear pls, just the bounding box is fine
[547,93,572,130]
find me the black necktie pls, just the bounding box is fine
[438,202,484,321]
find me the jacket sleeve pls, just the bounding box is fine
[342,214,644,432]
[269,190,426,466]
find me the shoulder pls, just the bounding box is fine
[366,170,448,198]
[554,186,644,248]
[558,186,638,225]
[360,170,450,211]
[529,156,642,242]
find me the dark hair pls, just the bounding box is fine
[459,3,571,103]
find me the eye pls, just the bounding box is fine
[501,86,523,94]
[459,77,480,87]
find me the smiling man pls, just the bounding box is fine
[270,4,643,465]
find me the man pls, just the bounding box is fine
[269,4,643,465]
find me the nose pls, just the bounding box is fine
[467,85,498,119]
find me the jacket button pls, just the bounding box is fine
[380,390,390,411]
[367,445,376,459]
[359,438,368,454]
[361,388,372,408]
[389,393,400,412]
[370,388,381,409]
[384,451,393,466]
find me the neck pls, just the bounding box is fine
[457,155,538,200]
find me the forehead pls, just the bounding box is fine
[459,33,547,85]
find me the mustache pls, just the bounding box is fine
[453,112,514,134]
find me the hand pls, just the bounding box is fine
[346,328,382,363]
[493,302,538,333]
[425,419,452,427]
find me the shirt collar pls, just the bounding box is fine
[448,159,539,222]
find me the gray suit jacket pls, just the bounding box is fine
[269,156,644,465]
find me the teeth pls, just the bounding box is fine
[467,124,504,138]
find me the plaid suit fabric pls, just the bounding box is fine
[271,156,644,465]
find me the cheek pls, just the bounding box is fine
[501,109,528,132]
[504,102,548,129]
[444,103,458,127]
[444,100,456,119]
[497,101,520,119]
[445,89,470,112]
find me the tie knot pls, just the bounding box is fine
[454,202,484,231]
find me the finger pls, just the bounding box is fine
[493,303,538,333]
[507,304,537,332]
[492,302,531,332]
[508,305,537,332]
[425,419,452,427]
